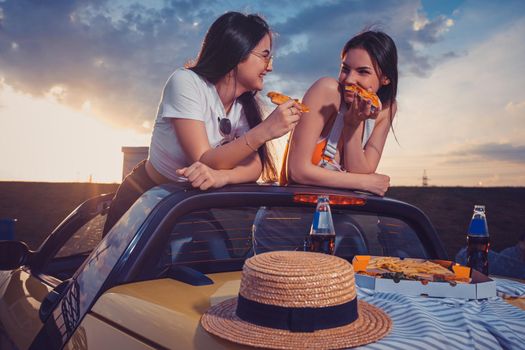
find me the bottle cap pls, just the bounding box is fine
[474,205,485,213]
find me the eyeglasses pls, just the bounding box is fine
[218,116,232,137]
[250,51,273,67]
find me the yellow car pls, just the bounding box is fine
[1,183,477,350]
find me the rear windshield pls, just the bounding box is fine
[157,206,429,274]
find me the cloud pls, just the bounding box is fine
[505,100,525,114]
[411,14,453,43]
[445,143,525,164]
[0,0,456,131]
[271,0,456,88]
[0,0,214,129]
[389,16,525,160]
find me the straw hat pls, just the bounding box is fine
[201,251,391,349]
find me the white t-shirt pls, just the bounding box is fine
[149,68,250,181]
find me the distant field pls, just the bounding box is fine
[387,186,525,258]
[0,182,119,249]
[1,182,524,259]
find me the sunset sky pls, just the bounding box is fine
[1,0,524,186]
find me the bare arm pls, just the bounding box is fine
[287,77,390,196]
[176,151,262,190]
[172,99,301,170]
[221,151,263,184]
[342,101,397,173]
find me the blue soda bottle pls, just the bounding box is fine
[304,196,336,255]
[466,205,490,275]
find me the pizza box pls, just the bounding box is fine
[352,255,496,300]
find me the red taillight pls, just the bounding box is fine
[293,193,366,206]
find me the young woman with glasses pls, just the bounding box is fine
[103,12,302,235]
[282,30,398,196]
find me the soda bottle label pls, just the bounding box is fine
[467,218,489,237]
[312,211,320,230]
[306,195,336,255]
[312,211,333,234]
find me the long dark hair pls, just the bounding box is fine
[188,12,277,182]
[342,31,398,127]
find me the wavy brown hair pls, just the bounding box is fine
[188,12,277,182]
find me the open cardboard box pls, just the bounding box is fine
[352,255,496,300]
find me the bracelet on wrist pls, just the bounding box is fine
[244,133,258,152]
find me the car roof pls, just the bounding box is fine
[112,183,446,285]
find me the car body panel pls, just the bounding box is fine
[28,186,172,350]
[91,272,248,349]
[1,184,455,349]
[64,314,157,350]
[0,269,52,349]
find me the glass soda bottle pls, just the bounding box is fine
[466,205,490,275]
[304,195,336,255]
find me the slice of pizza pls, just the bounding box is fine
[267,91,310,113]
[344,84,381,110]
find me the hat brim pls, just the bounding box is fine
[201,297,392,350]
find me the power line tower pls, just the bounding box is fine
[422,169,429,187]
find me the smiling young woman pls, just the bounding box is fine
[103,12,304,235]
[283,30,399,196]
